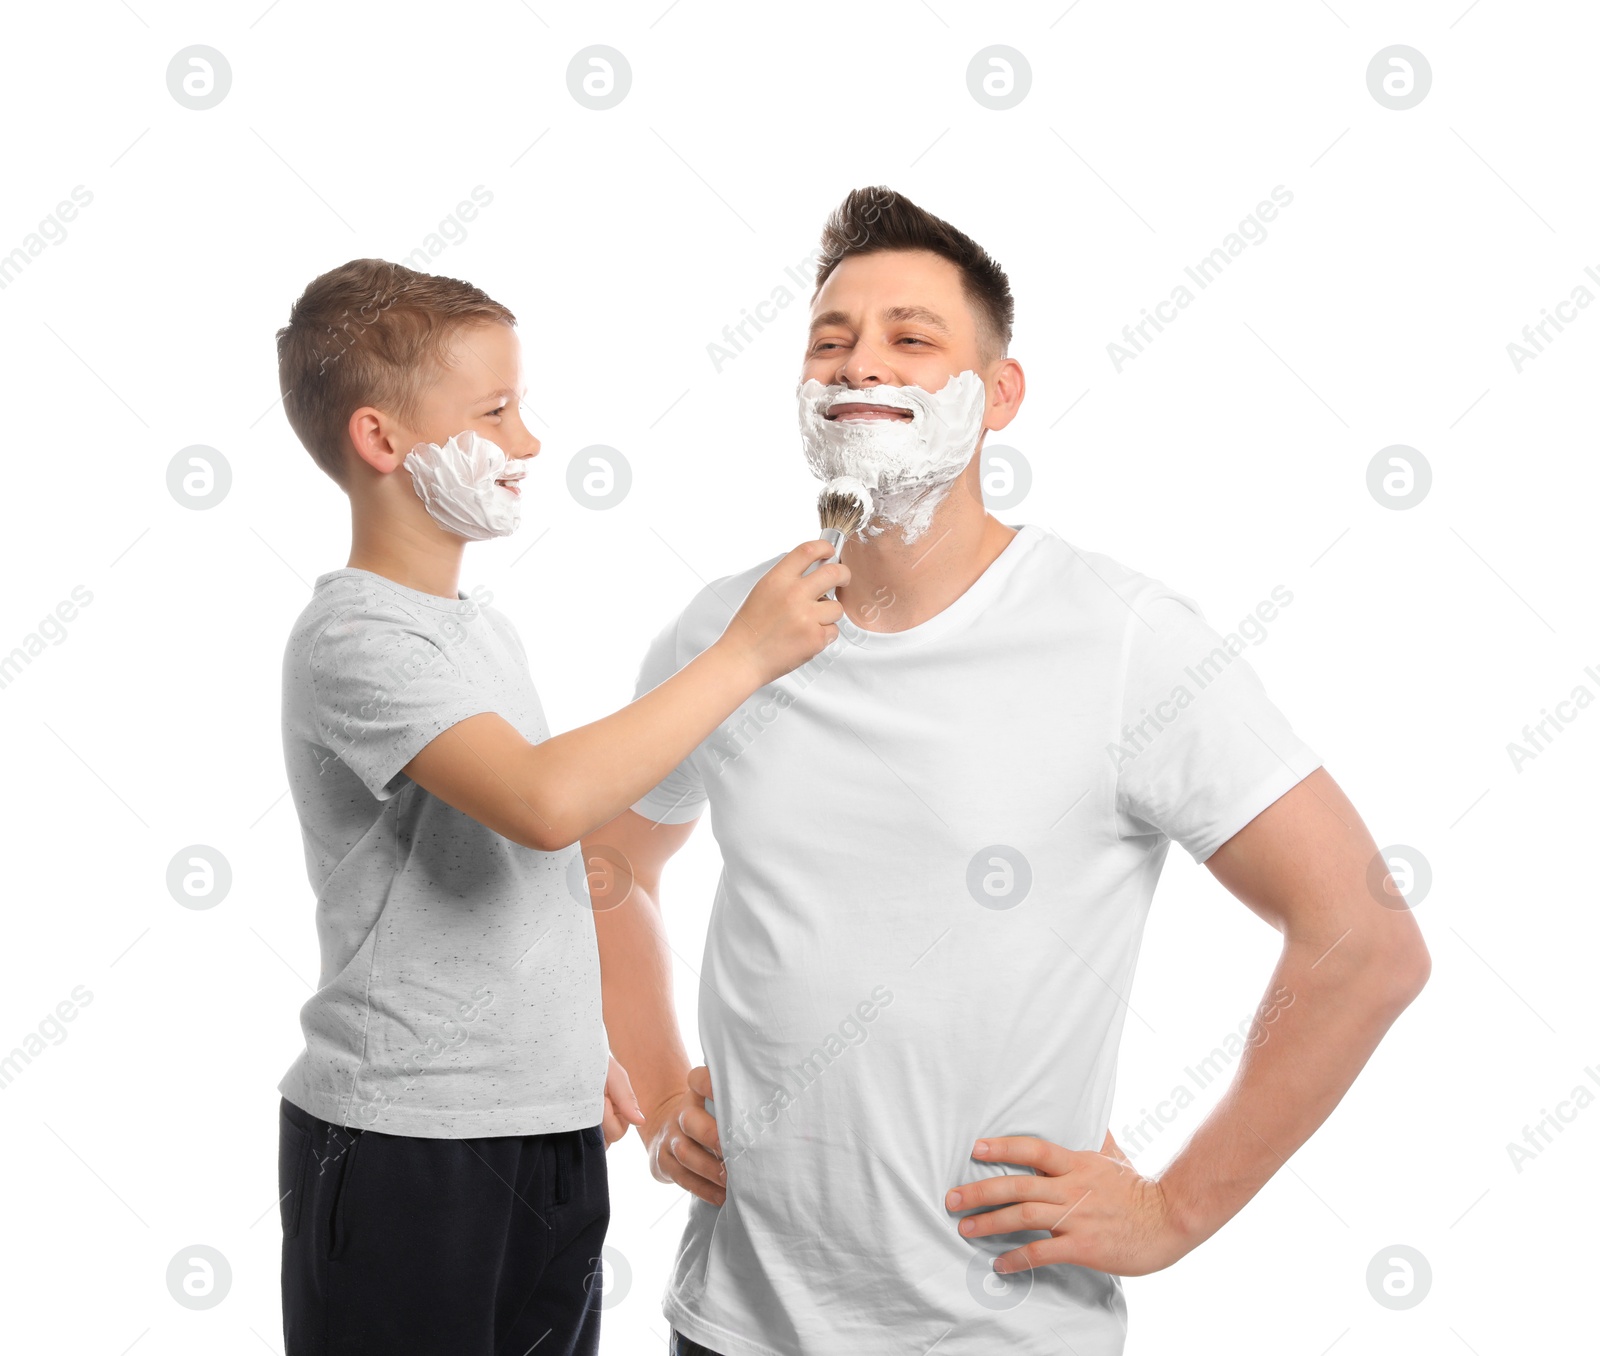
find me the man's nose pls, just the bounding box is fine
[836,353,884,388]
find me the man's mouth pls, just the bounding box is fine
[825,402,914,424]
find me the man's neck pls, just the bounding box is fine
[835,465,1016,634]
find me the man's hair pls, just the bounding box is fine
[813,186,1014,358]
[275,258,516,485]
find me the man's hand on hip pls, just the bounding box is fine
[945,1130,1192,1277]
[643,1064,726,1207]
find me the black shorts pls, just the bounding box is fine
[278,1096,609,1356]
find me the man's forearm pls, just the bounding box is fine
[591,868,692,1124]
[1155,932,1427,1250]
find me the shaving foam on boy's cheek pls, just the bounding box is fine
[797,371,987,545]
[403,430,524,541]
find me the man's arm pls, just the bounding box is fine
[584,808,727,1205]
[948,767,1430,1275]
[1155,765,1429,1244]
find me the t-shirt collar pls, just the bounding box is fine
[315,567,482,614]
[833,523,1041,651]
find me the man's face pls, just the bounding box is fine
[405,321,540,494]
[802,248,994,425]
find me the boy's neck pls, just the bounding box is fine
[346,519,467,602]
[835,461,1017,634]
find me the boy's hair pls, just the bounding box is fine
[276,258,516,485]
[813,186,1014,359]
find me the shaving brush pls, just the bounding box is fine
[809,476,873,601]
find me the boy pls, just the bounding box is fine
[272,258,846,1356]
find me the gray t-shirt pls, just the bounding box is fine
[277,567,608,1137]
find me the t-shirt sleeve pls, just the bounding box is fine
[626,612,708,825]
[1113,588,1321,863]
[309,613,500,802]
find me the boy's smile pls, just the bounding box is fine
[403,319,541,492]
[494,458,526,496]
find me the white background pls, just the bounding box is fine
[1,1,1595,1352]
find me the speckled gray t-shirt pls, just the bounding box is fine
[277,567,607,1138]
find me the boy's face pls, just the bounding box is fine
[802,249,995,414]
[402,321,540,493]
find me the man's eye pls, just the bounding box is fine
[898,337,927,346]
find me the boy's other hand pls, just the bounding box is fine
[715,540,847,688]
[644,1064,726,1207]
[601,1054,646,1147]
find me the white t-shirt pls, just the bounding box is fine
[278,567,608,1137]
[630,524,1320,1356]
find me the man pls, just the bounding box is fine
[588,187,1430,1355]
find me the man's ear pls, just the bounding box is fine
[346,406,409,475]
[983,357,1025,433]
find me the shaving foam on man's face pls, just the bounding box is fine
[404,430,526,540]
[797,371,987,545]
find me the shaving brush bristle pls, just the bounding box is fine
[817,490,866,537]
[809,481,870,602]
[817,481,871,537]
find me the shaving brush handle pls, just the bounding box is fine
[800,527,847,603]
[801,527,847,578]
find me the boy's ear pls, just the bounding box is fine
[346,406,411,475]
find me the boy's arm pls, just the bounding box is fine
[402,541,843,851]
[584,808,727,1206]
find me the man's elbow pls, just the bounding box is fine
[1376,935,1431,1011]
